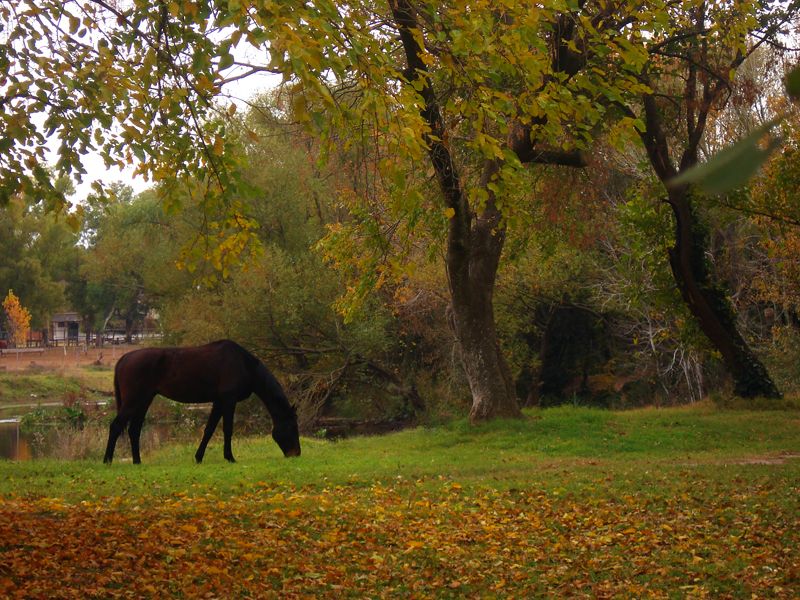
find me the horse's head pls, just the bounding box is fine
[272,411,301,458]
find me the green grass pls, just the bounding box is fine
[2,404,798,501]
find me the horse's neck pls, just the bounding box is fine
[261,395,293,422]
[256,364,293,421]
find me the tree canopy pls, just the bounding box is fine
[2,0,799,420]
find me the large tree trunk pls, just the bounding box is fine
[454,309,519,421]
[666,184,781,398]
[389,0,586,420]
[446,190,519,420]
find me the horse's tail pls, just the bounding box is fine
[113,362,122,413]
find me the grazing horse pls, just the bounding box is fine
[103,340,301,464]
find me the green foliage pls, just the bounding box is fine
[496,171,719,405]
[786,64,800,100]
[1,1,233,210]
[762,326,800,398]
[19,405,85,430]
[497,237,599,388]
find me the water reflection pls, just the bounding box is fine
[0,403,271,461]
[0,419,213,461]
[0,420,30,460]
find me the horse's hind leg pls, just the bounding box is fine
[128,415,145,465]
[127,397,154,464]
[195,403,223,464]
[104,394,151,464]
[104,414,129,464]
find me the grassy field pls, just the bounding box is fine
[1,405,798,598]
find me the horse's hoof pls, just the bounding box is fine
[225,457,236,463]
[195,456,203,464]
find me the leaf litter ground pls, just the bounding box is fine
[1,471,797,598]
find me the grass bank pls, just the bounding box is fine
[1,405,798,598]
[0,367,113,409]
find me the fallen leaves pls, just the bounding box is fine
[0,479,797,598]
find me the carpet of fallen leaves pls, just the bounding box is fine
[1,478,798,599]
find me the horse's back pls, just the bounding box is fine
[115,340,256,404]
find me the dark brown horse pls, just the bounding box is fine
[103,340,301,464]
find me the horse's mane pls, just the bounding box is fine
[219,340,295,421]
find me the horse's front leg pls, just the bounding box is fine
[195,403,223,464]
[222,403,236,463]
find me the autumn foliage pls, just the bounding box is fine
[0,478,797,598]
[2,290,31,347]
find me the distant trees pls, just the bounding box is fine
[2,290,31,347]
[77,187,190,342]
[0,192,79,329]
[153,98,425,427]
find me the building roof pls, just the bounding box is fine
[51,312,80,322]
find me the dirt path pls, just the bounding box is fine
[0,345,137,372]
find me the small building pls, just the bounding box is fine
[51,312,81,345]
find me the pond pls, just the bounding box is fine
[0,420,28,460]
[0,417,214,461]
[0,402,216,461]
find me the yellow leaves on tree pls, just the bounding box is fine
[2,290,31,347]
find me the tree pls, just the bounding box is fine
[2,290,31,347]
[80,187,193,342]
[17,1,790,412]
[616,0,797,398]
[3,0,665,421]
[267,1,660,421]
[157,98,425,427]
[0,194,78,328]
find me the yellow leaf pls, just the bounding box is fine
[444,207,455,219]
[179,523,198,535]
[212,135,224,155]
